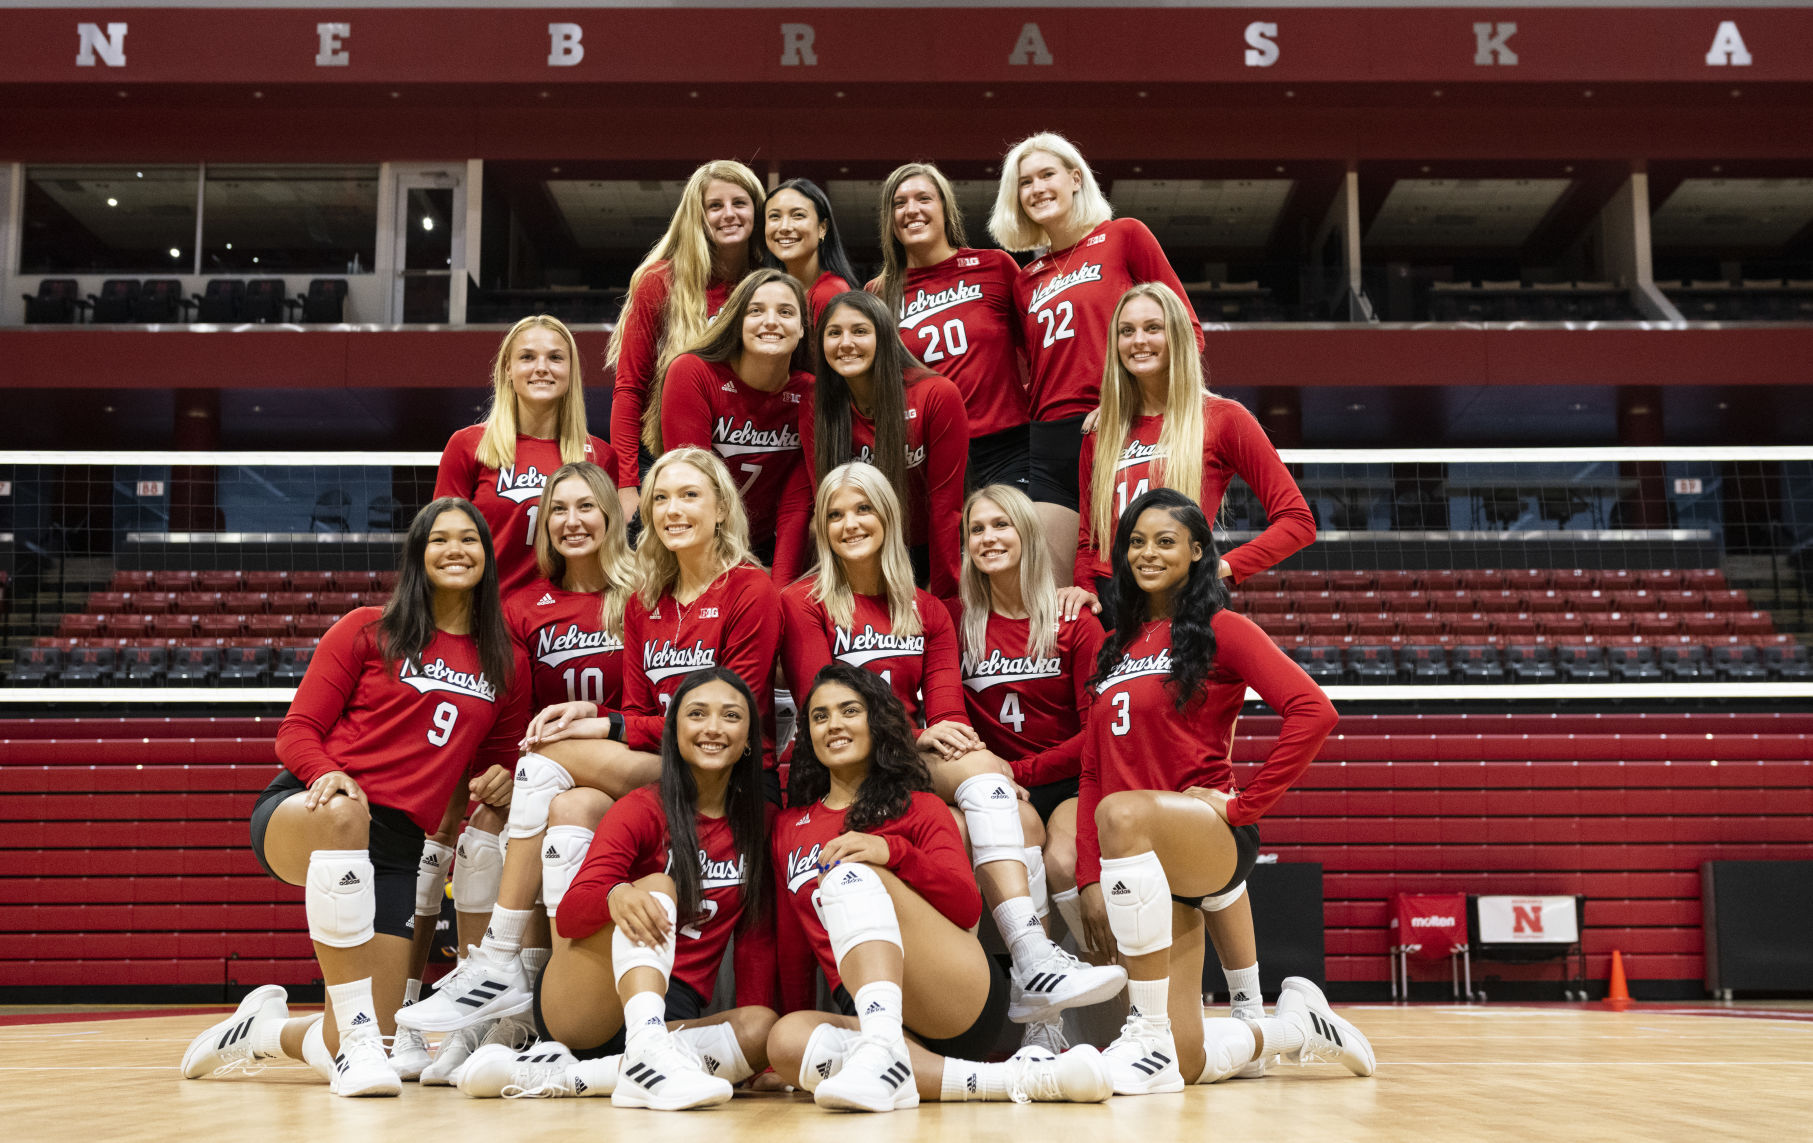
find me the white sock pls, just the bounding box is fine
[622,991,667,1049]
[325,977,377,1041]
[300,1014,333,1080]
[1024,847,1050,918]
[852,980,904,1045]
[993,896,1049,974]
[521,946,550,989]
[1257,1014,1305,1057]
[1197,1018,1258,1084]
[252,1011,291,1060]
[1127,977,1169,1021]
[480,905,531,959]
[402,978,422,1006]
[1224,964,1262,1018]
[569,1055,617,1095]
[940,1058,1010,1102]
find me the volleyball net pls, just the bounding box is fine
[2,446,1810,702]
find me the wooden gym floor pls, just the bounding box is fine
[5,1002,1810,1142]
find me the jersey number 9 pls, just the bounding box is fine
[427,701,459,747]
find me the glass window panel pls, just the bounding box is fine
[20,165,199,273]
[202,164,378,274]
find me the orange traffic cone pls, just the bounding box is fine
[1604,949,1632,1009]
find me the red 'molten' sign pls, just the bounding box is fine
[1391,892,1469,960]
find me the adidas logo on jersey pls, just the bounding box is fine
[722,380,737,392]
[1110,881,1130,896]
[537,592,557,606]
[350,1012,372,1026]
[338,871,361,886]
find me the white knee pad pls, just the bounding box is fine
[508,752,575,839]
[812,863,903,966]
[1024,846,1049,918]
[774,688,797,751]
[1099,851,1172,958]
[452,826,504,913]
[676,1022,753,1084]
[1198,1017,1258,1084]
[1052,885,1089,952]
[540,825,593,920]
[1200,880,1247,913]
[305,849,375,949]
[610,890,677,988]
[415,839,454,916]
[954,773,1025,868]
[798,1022,861,1092]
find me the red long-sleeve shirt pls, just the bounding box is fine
[807,272,852,325]
[953,607,1106,789]
[1075,609,1337,889]
[659,353,814,584]
[778,578,967,730]
[1013,218,1203,423]
[434,427,609,600]
[275,607,531,833]
[620,563,784,768]
[504,580,624,712]
[1074,395,1316,587]
[773,791,980,1010]
[557,786,776,1008]
[798,367,968,599]
[876,249,1029,439]
[610,262,739,486]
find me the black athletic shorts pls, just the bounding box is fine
[967,424,1031,494]
[533,972,708,1059]
[1026,416,1088,508]
[909,542,931,591]
[250,770,424,942]
[1026,776,1079,824]
[832,954,1009,1063]
[1171,823,1262,907]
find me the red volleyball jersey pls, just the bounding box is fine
[778,578,966,729]
[504,580,625,712]
[557,786,776,1008]
[1074,395,1316,587]
[659,353,814,583]
[1012,218,1203,422]
[884,248,1029,438]
[956,608,1106,789]
[621,563,784,767]
[1075,610,1337,888]
[275,607,531,833]
[807,271,852,325]
[610,261,741,486]
[435,427,609,600]
[798,367,968,600]
[773,791,980,1007]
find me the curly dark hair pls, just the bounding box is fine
[786,663,932,832]
[657,667,770,932]
[1091,487,1227,710]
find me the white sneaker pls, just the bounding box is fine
[395,946,530,1032]
[1020,1017,1069,1056]
[419,1020,491,1086]
[180,984,288,1078]
[1102,1010,1184,1095]
[812,1035,917,1113]
[612,1031,734,1111]
[1002,1044,1112,1103]
[1275,977,1375,1077]
[330,1025,403,1097]
[1009,945,1128,1022]
[458,1042,578,1098]
[390,1026,431,1080]
[798,1023,860,1093]
[568,1055,620,1096]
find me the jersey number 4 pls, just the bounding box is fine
[998,692,1026,733]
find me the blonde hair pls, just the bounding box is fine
[1088,283,1212,567]
[988,132,1114,253]
[634,448,757,608]
[607,159,765,375]
[532,461,638,638]
[959,484,1058,665]
[873,162,967,320]
[810,462,922,638]
[476,315,591,471]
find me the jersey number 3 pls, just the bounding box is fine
[1109,692,1131,736]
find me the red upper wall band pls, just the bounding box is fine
[3,8,1811,86]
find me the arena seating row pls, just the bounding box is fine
[1422,280,1642,322]
[10,644,315,687]
[22,277,349,324]
[106,570,396,593]
[1236,568,1727,593]
[1657,280,1813,323]
[4,712,1807,990]
[1286,637,1809,685]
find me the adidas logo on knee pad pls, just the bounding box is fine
[338,872,360,886]
[839,869,863,885]
[1110,881,1129,895]
[545,846,558,858]
[992,787,1012,800]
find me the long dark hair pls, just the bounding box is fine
[768,178,861,297]
[378,497,513,691]
[813,289,916,520]
[1090,487,1226,710]
[658,667,771,931]
[786,663,932,832]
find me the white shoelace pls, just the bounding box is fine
[501,1060,575,1098]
